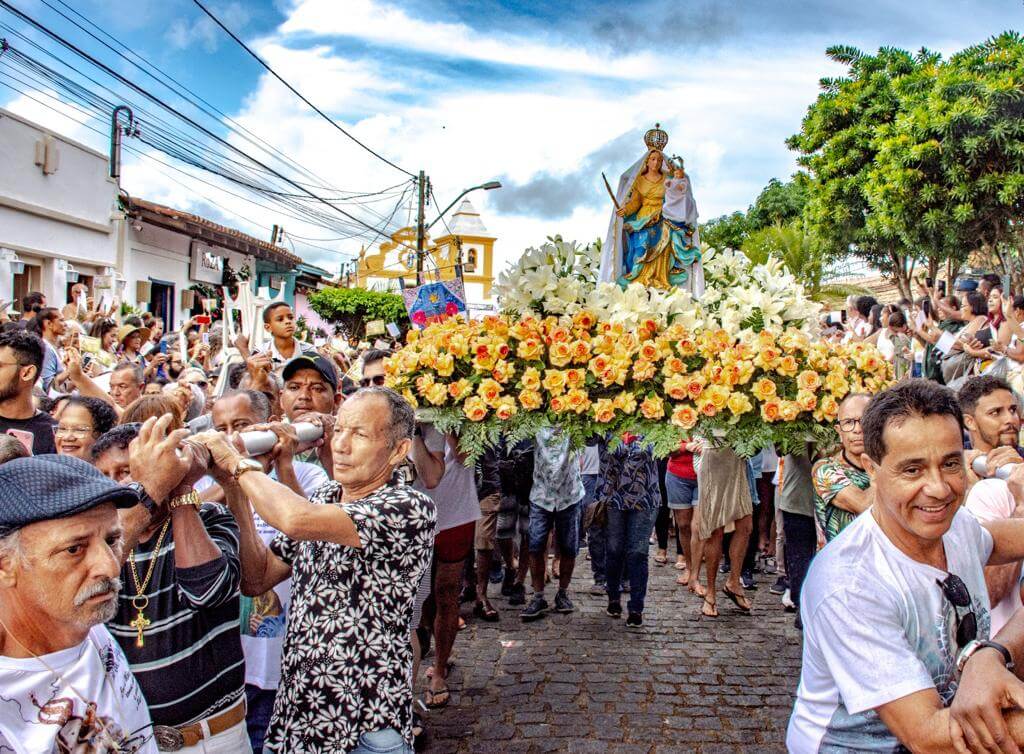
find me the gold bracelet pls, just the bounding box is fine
[168,490,201,510]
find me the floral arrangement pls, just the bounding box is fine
[384,311,892,460]
[491,237,601,317]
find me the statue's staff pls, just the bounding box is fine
[601,172,621,211]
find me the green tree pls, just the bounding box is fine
[700,211,750,250]
[307,287,408,339]
[747,175,809,228]
[788,45,928,299]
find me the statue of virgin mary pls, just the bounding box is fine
[599,124,704,297]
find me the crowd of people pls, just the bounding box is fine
[4,276,1024,753]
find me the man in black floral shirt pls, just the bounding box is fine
[194,387,436,754]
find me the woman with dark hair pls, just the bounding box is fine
[53,395,118,460]
[89,318,119,355]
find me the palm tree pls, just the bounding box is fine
[741,221,871,305]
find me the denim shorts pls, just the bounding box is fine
[527,502,581,557]
[665,473,698,510]
[350,728,414,754]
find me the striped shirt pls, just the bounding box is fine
[109,503,245,727]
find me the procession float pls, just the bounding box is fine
[385,125,892,459]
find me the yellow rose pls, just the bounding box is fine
[495,396,518,421]
[779,400,801,422]
[589,354,611,378]
[664,374,689,400]
[640,395,665,420]
[565,368,586,390]
[735,360,755,385]
[463,396,488,422]
[677,337,697,357]
[752,378,777,402]
[797,370,821,392]
[754,346,781,370]
[518,389,543,411]
[818,394,839,421]
[549,341,572,367]
[402,388,419,408]
[824,371,849,399]
[566,389,591,414]
[592,399,616,423]
[662,356,686,376]
[633,360,657,382]
[686,374,707,401]
[573,310,597,331]
[519,367,542,392]
[776,355,799,377]
[431,352,454,377]
[491,359,516,384]
[613,392,637,414]
[477,378,503,407]
[542,369,567,395]
[796,390,818,412]
[697,398,718,417]
[448,378,472,400]
[703,384,731,410]
[638,340,661,363]
[425,382,448,406]
[726,392,753,416]
[550,395,568,414]
[517,337,544,361]
[760,398,782,422]
[671,404,698,429]
[415,373,435,396]
[570,339,592,364]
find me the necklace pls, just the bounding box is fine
[127,518,170,648]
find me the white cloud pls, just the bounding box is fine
[166,2,251,53]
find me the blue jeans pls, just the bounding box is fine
[245,684,276,754]
[586,502,607,584]
[605,506,658,614]
[350,728,414,754]
[528,502,581,557]
[579,475,598,547]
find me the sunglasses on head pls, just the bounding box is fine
[937,573,978,650]
[359,375,386,387]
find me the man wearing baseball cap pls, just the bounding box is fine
[0,454,158,753]
[280,353,342,476]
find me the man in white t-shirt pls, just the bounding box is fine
[0,455,158,753]
[208,389,329,753]
[959,375,1024,635]
[789,380,1024,752]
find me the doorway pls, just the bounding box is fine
[149,278,175,329]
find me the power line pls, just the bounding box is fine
[191,0,415,179]
[0,2,408,244]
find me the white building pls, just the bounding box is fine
[0,107,119,307]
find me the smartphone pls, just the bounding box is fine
[194,314,212,326]
[159,339,168,355]
[202,333,210,346]
[7,429,33,455]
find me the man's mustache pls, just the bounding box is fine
[74,577,122,606]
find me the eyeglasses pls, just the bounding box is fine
[838,417,862,432]
[359,375,386,387]
[937,573,978,651]
[55,425,95,437]
[189,380,209,389]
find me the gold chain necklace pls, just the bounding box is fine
[127,518,170,648]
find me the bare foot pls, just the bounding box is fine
[688,581,707,598]
[701,597,718,617]
[676,568,690,585]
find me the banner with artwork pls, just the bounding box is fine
[402,279,467,329]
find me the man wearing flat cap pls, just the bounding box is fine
[0,454,158,753]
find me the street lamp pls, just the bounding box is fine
[426,180,502,230]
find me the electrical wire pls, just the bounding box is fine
[191,0,415,179]
[0,3,413,244]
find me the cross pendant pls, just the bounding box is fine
[130,610,151,648]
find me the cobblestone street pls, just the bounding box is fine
[422,555,803,753]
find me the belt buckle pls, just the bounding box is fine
[153,725,185,751]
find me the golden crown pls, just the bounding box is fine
[644,123,668,152]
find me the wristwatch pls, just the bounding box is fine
[232,457,263,482]
[168,490,201,510]
[956,639,1015,673]
[126,482,158,516]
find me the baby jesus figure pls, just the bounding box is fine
[662,165,693,227]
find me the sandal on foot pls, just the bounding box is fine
[425,661,453,680]
[654,551,668,565]
[673,560,687,570]
[689,582,707,598]
[723,584,752,614]
[473,601,500,622]
[424,686,450,709]
[675,571,690,586]
[701,597,718,618]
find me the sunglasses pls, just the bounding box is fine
[359,375,386,387]
[937,573,978,651]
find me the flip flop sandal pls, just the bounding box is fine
[424,686,450,709]
[701,597,718,618]
[473,602,500,622]
[425,661,454,680]
[723,585,752,614]
[673,561,687,570]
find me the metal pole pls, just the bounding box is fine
[415,170,426,286]
[109,105,133,181]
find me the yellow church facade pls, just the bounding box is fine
[354,199,496,304]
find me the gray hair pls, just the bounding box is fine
[113,362,144,385]
[0,434,29,466]
[0,529,22,565]
[220,389,271,422]
[350,386,415,448]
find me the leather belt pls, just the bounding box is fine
[152,698,247,751]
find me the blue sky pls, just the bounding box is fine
[1,0,1019,272]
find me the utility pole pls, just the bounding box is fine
[415,170,427,286]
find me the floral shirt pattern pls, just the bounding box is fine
[596,437,660,511]
[265,480,436,753]
[812,455,871,542]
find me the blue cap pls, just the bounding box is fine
[0,454,140,536]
